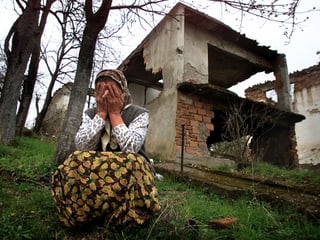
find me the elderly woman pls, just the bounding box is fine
[51,69,160,228]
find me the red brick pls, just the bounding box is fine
[186,147,202,156]
[203,116,211,123]
[191,135,197,141]
[198,108,207,115]
[176,146,182,153]
[192,126,200,134]
[188,106,198,114]
[194,114,203,121]
[189,141,198,147]
[206,123,214,131]
[190,120,198,127]
[194,101,203,108]
[207,110,214,118]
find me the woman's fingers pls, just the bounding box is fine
[96,82,106,97]
[105,84,124,113]
[102,89,109,98]
[106,84,119,97]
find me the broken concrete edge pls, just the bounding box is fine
[156,162,320,196]
[154,162,320,222]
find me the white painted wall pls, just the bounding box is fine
[128,83,161,106]
[128,83,145,106]
[294,84,320,165]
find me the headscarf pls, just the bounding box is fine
[95,69,133,151]
[95,69,133,109]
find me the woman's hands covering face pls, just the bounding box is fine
[95,81,124,119]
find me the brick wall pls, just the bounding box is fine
[288,124,299,168]
[176,92,214,157]
[246,64,320,102]
[245,88,268,102]
[292,64,320,92]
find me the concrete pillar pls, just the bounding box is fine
[273,54,292,111]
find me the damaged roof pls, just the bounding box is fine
[245,63,320,93]
[178,81,305,124]
[118,2,280,89]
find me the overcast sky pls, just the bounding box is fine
[198,0,320,94]
[204,0,320,72]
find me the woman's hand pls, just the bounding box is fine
[105,82,124,128]
[106,83,124,115]
[95,82,108,119]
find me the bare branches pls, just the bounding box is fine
[110,0,170,31]
[221,101,282,164]
[110,0,169,12]
[205,0,317,40]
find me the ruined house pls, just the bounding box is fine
[42,3,305,168]
[118,3,304,168]
[246,64,320,166]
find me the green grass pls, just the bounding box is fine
[216,161,320,185]
[244,161,320,185]
[153,177,320,240]
[0,136,56,179]
[0,180,64,240]
[0,136,319,239]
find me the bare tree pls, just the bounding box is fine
[55,0,113,163]
[220,101,282,168]
[0,0,55,144]
[15,0,55,136]
[33,0,83,133]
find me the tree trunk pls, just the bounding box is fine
[55,0,112,163]
[15,0,55,135]
[0,0,41,144]
[16,45,41,135]
[34,0,76,134]
[33,66,58,134]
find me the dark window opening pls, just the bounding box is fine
[206,109,227,148]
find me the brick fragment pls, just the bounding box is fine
[208,217,239,229]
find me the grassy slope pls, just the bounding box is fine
[0,136,319,240]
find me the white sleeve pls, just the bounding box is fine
[112,112,149,153]
[75,113,106,150]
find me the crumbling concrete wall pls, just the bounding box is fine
[293,66,320,165]
[143,7,185,161]
[128,83,160,106]
[40,83,72,137]
[246,64,320,165]
[183,22,209,83]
